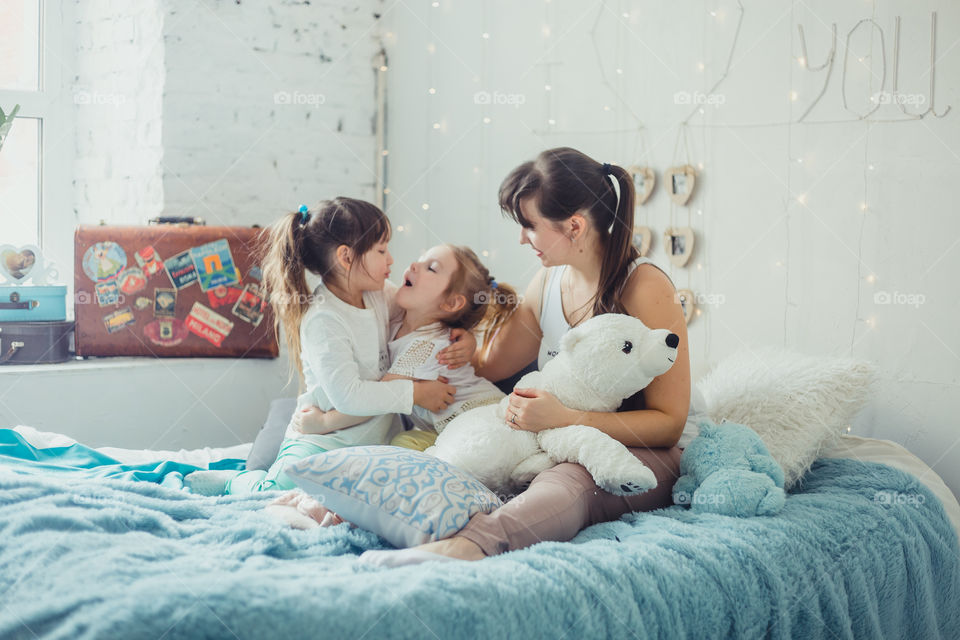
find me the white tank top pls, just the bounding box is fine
[535,256,706,449]
[537,256,670,370]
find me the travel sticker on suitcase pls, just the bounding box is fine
[82,242,127,282]
[164,250,198,289]
[189,239,240,292]
[185,301,234,347]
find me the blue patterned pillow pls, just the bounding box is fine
[285,445,502,548]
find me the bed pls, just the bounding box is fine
[1,425,959,640]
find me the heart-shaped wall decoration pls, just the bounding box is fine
[665,164,697,206]
[632,225,652,257]
[627,166,656,206]
[0,244,41,283]
[675,288,696,325]
[663,227,695,267]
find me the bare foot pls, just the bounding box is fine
[412,536,486,561]
[268,490,344,527]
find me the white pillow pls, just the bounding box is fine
[285,445,501,548]
[696,347,877,489]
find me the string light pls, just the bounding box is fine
[428,88,436,94]
[482,116,491,124]
[797,193,807,205]
[397,225,405,232]
[481,32,490,39]
[860,202,868,212]
[421,203,430,211]
[866,274,876,284]
[790,90,799,101]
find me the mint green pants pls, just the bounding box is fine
[226,437,327,494]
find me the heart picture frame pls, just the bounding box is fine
[675,288,696,325]
[627,166,656,206]
[665,164,697,206]
[0,244,41,284]
[632,225,652,257]
[663,227,695,267]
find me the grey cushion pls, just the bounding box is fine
[246,398,297,471]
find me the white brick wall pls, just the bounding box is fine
[73,0,383,227]
[160,0,384,226]
[74,0,165,225]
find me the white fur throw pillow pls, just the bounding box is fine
[696,347,877,489]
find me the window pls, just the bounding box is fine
[0,0,73,270]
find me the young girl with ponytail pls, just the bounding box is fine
[185,198,473,495]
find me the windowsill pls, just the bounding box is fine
[0,355,283,375]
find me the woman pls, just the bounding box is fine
[363,146,703,566]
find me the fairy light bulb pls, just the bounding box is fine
[860,202,868,212]
[790,90,799,101]
[397,225,405,232]
[422,203,430,211]
[866,274,876,284]
[482,116,491,124]
[428,88,436,95]
[797,193,807,205]
[381,149,389,156]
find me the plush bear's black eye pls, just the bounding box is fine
[622,340,633,354]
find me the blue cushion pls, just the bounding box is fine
[285,445,501,548]
[246,398,297,471]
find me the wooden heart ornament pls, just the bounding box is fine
[0,244,40,283]
[627,166,656,206]
[632,225,652,257]
[663,227,695,267]
[675,288,696,325]
[665,164,697,206]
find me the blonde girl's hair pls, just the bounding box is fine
[260,197,391,386]
[441,245,519,361]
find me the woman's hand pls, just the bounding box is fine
[505,388,577,433]
[436,328,477,370]
[414,376,457,413]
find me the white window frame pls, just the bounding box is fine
[0,0,75,277]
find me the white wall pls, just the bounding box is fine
[1,0,384,449]
[381,1,960,494]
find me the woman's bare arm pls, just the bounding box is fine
[565,267,691,447]
[473,269,546,382]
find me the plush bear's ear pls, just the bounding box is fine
[559,324,589,353]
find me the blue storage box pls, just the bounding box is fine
[0,285,67,322]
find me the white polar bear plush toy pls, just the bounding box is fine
[424,313,679,497]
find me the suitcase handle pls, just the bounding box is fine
[147,216,206,226]
[0,292,38,310]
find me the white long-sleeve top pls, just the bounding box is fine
[285,280,411,449]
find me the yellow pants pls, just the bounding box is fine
[389,429,438,451]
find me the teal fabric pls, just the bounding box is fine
[227,437,327,494]
[0,429,244,488]
[1,443,958,639]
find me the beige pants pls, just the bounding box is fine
[457,446,684,556]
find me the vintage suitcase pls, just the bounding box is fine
[0,284,67,322]
[0,320,74,365]
[74,222,278,358]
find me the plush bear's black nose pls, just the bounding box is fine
[665,333,679,348]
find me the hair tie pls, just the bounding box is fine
[298,204,309,224]
[490,278,498,289]
[601,162,613,176]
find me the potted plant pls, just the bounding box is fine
[0,104,21,154]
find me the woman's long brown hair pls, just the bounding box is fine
[498,147,638,319]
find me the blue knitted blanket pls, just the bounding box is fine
[1,430,958,639]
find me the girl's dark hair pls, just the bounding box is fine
[261,197,391,384]
[498,147,638,318]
